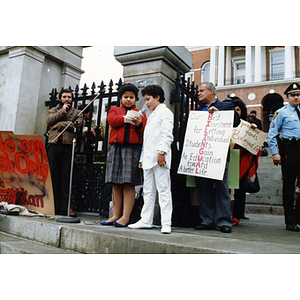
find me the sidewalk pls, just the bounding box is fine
[1,211,299,254]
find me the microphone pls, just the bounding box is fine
[140,104,148,115]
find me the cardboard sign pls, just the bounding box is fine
[0,131,54,215]
[177,111,234,180]
[227,149,240,189]
[231,120,267,155]
[186,149,240,189]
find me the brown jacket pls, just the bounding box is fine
[46,104,83,145]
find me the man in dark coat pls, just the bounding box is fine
[194,82,240,233]
[46,89,83,216]
[249,110,262,130]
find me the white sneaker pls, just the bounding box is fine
[128,220,152,229]
[161,224,171,234]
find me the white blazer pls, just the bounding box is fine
[140,103,174,170]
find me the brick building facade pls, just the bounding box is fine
[187,46,300,132]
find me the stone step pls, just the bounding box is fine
[245,204,284,215]
[246,194,283,206]
[2,213,300,254]
[0,232,79,254]
[243,148,283,205]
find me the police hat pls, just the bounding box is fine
[284,83,300,95]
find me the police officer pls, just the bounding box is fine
[268,83,300,231]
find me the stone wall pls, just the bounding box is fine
[0,46,84,137]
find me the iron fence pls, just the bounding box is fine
[46,79,122,216]
[170,69,199,226]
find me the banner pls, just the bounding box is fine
[0,131,54,215]
[231,120,268,155]
[177,111,234,180]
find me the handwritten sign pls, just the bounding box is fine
[231,120,267,155]
[0,131,54,215]
[178,111,234,180]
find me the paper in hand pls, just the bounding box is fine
[124,110,141,125]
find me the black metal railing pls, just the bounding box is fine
[46,79,123,216]
[170,69,199,226]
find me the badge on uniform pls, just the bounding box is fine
[272,111,279,121]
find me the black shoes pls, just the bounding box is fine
[220,226,232,233]
[194,224,232,233]
[194,224,216,230]
[286,224,300,231]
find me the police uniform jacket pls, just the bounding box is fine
[268,103,300,155]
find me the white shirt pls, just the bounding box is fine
[140,103,174,169]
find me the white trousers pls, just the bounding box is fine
[141,165,173,226]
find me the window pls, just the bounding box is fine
[231,57,246,84]
[270,50,284,80]
[236,62,245,83]
[201,62,210,82]
[237,63,245,70]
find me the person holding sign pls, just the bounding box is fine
[268,82,300,231]
[231,98,261,226]
[194,82,240,233]
[103,83,147,227]
[129,85,174,234]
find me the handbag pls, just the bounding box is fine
[129,187,144,224]
[244,172,260,193]
[261,146,268,156]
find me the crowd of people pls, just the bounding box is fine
[46,81,300,234]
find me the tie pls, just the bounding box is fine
[296,107,300,121]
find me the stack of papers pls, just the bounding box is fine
[124,110,141,125]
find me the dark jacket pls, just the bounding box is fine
[195,98,240,127]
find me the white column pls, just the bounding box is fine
[3,47,45,134]
[285,46,293,79]
[217,46,225,86]
[254,46,262,82]
[225,46,231,85]
[210,46,216,84]
[245,46,252,83]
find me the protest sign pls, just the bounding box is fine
[177,110,234,180]
[231,120,267,155]
[0,131,54,215]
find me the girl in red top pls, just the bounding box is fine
[102,83,147,227]
[231,98,261,225]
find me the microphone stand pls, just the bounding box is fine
[54,93,100,223]
[56,121,80,223]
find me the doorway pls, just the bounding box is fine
[262,93,284,132]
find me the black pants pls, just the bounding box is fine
[47,143,72,215]
[232,174,247,219]
[281,143,300,225]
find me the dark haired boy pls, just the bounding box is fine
[128,85,174,233]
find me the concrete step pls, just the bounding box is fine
[244,148,284,205]
[0,232,79,254]
[2,212,300,254]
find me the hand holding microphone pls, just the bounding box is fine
[62,102,70,111]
